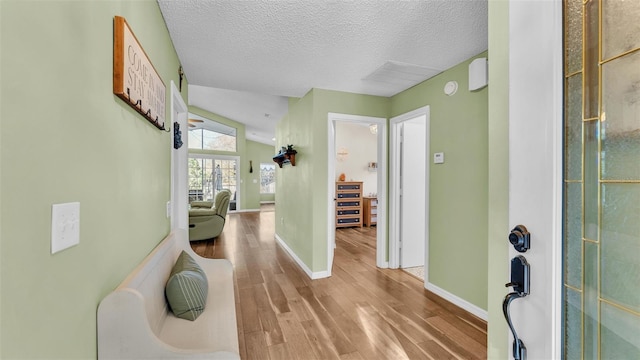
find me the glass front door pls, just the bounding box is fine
[563,0,640,358]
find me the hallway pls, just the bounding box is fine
[191,210,487,359]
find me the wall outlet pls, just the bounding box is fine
[281,217,284,225]
[166,201,171,218]
[51,202,80,254]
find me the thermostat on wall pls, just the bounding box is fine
[434,152,445,164]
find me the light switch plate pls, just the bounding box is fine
[434,152,445,164]
[51,202,80,254]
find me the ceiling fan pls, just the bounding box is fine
[188,118,203,128]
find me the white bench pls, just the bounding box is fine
[97,230,239,359]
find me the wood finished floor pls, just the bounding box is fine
[191,208,487,360]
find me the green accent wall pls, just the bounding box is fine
[246,140,277,206]
[0,1,186,358]
[275,92,315,268]
[487,1,509,358]
[276,55,489,311]
[311,90,390,270]
[391,53,489,311]
[276,90,389,272]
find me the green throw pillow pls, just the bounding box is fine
[165,250,208,321]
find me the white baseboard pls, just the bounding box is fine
[274,233,330,280]
[260,201,275,204]
[425,282,488,321]
[230,209,260,213]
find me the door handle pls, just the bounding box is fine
[504,225,531,360]
[509,225,530,252]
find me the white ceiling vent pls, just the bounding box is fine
[363,61,443,95]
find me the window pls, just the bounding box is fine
[188,113,236,151]
[188,157,238,203]
[260,163,275,194]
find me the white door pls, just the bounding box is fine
[400,117,427,268]
[389,106,429,271]
[507,1,563,359]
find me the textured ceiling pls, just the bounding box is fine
[158,0,488,145]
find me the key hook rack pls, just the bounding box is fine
[125,88,170,132]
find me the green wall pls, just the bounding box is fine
[275,90,389,272]
[487,1,509,358]
[310,90,390,270]
[246,140,277,206]
[275,92,315,267]
[391,53,489,310]
[0,1,186,358]
[276,55,489,311]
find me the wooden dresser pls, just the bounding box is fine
[335,181,363,228]
[363,197,378,226]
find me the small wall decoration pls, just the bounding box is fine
[173,122,183,149]
[273,145,297,168]
[113,16,166,130]
[337,147,349,162]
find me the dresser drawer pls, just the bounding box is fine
[337,183,361,191]
[337,217,361,225]
[337,192,361,199]
[337,200,360,207]
[337,209,360,216]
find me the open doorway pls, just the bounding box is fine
[389,106,429,283]
[327,113,387,275]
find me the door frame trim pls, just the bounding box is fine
[389,106,430,273]
[327,113,388,273]
[507,0,563,358]
[170,81,188,232]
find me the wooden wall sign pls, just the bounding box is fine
[113,16,166,130]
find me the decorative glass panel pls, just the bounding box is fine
[601,302,640,359]
[565,0,583,74]
[565,74,582,181]
[564,287,582,360]
[583,242,598,360]
[564,183,582,288]
[583,0,599,119]
[603,0,640,60]
[602,51,640,181]
[564,0,640,357]
[601,183,640,313]
[583,121,598,241]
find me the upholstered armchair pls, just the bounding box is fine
[188,189,231,241]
